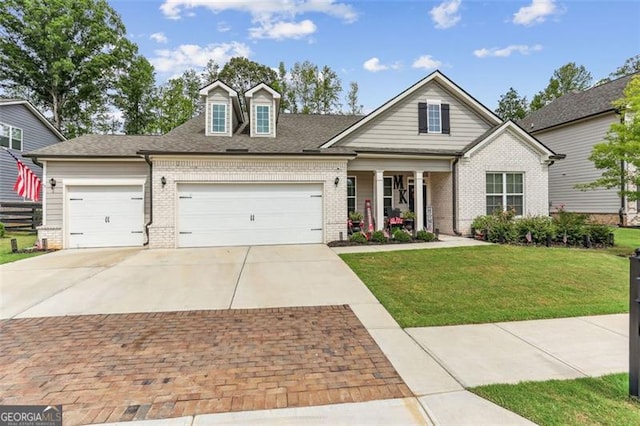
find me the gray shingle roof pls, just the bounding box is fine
[26,113,363,157]
[518,73,637,132]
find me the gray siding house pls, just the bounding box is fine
[0,99,66,202]
[26,71,559,249]
[519,74,638,225]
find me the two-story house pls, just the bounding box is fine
[519,73,639,225]
[26,71,559,249]
[0,99,66,203]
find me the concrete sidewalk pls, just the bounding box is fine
[331,234,491,254]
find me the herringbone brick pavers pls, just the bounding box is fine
[0,305,411,425]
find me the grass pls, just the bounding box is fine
[340,245,628,327]
[609,227,640,256]
[0,232,41,264]
[470,374,640,426]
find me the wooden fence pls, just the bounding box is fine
[0,202,42,232]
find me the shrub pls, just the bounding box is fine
[0,222,4,238]
[349,232,368,244]
[349,211,363,221]
[370,230,387,243]
[515,216,555,244]
[487,220,517,243]
[553,207,588,245]
[392,229,412,242]
[470,215,497,237]
[416,230,436,242]
[586,224,613,245]
[403,211,416,220]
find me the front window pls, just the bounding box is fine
[486,172,524,215]
[347,176,356,214]
[0,123,23,150]
[256,105,270,134]
[427,102,441,133]
[383,177,393,215]
[211,104,226,133]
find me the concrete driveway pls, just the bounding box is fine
[0,244,378,319]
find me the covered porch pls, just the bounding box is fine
[346,155,456,235]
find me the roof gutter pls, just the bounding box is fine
[143,154,153,247]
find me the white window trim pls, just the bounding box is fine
[0,122,24,151]
[210,103,227,134]
[486,172,525,215]
[255,105,270,135]
[427,100,442,134]
[347,175,357,213]
[383,176,393,213]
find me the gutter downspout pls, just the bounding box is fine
[452,157,461,236]
[30,156,43,168]
[619,112,626,227]
[144,154,153,246]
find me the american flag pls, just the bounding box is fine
[5,149,42,202]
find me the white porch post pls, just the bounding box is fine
[415,170,424,231]
[374,170,385,230]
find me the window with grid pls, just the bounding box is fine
[347,176,356,214]
[256,105,270,134]
[427,103,441,133]
[0,123,23,150]
[383,177,393,214]
[486,172,523,215]
[211,104,226,133]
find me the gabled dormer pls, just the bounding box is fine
[199,80,244,137]
[244,83,281,138]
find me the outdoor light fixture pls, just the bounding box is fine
[49,178,56,189]
[161,176,167,187]
[334,177,340,186]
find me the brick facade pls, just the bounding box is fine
[149,158,349,248]
[36,225,63,249]
[456,130,550,235]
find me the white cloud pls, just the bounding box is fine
[513,0,558,26]
[412,55,442,70]
[160,0,356,40]
[249,19,317,40]
[150,32,168,43]
[217,21,231,32]
[363,57,388,72]
[150,42,251,74]
[473,44,543,58]
[430,0,462,29]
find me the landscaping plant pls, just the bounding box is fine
[392,229,412,242]
[370,230,387,243]
[416,230,436,242]
[349,232,368,244]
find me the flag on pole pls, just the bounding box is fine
[3,147,41,202]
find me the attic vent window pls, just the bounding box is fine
[418,101,450,135]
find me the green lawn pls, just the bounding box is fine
[611,227,640,255]
[471,374,640,426]
[0,232,41,264]
[340,245,628,327]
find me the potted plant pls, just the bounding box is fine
[402,211,416,231]
[349,211,364,233]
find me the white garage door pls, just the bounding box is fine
[67,185,145,248]
[178,183,323,247]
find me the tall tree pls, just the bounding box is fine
[315,65,342,114]
[151,68,203,134]
[577,75,640,200]
[346,81,363,115]
[113,55,156,135]
[289,61,318,114]
[495,87,528,121]
[0,0,136,137]
[200,59,220,86]
[218,57,277,106]
[273,61,290,112]
[609,54,640,80]
[530,63,592,111]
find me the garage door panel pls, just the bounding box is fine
[178,183,323,247]
[67,185,144,248]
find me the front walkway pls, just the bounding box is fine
[331,234,491,254]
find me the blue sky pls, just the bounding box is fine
[112,0,640,112]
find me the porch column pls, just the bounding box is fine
[415,170,424,232]
[374,170,385,230]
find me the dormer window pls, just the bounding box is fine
[211,103,227,134]
[256,105,270,134]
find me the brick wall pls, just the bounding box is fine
[430,172,453,234]
[149,158,349,248]
[457,130,549,235]
[37,225,62,249]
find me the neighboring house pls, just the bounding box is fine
[25,71,559,249]
[0,99,66,203]
[519,73,639,225]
